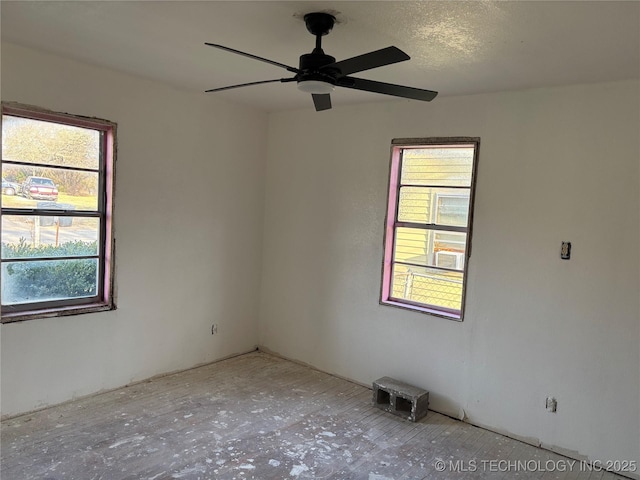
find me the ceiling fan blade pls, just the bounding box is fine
[205,43,299,73]
[321,46,409,77]
[206,78,295,93]
[338,77,438,102]
[312,94,332,111]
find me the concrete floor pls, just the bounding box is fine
[0,352,628,480]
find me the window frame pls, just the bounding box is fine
[1,102,116,323]
[380,137,480,321]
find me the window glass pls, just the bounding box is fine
[393,227,467,270]
[2,151,100,211]
[1,216,100,258]
[2,115,100,170]
[398,187,469,226]
[391,264,464,312]
[400,147,473,187]
[2,259,99,305]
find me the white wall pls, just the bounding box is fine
[260,81,640,467]
[0,43,267,416]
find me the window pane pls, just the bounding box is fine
[400,147,474,187]
[391,263,463,312]
[2,258,98,305]
[1,216,99,259]
[436,195,469,227]
[398,187,469,227]
[394,227,466,270]
[394,227,430,265]
[434,231,467,269]
[1,164,99,211]
[2,115,100,170]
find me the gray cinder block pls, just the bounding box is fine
[372,376,429,422]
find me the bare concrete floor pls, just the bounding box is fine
[1,352,627,480]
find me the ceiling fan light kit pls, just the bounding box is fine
[205,11,438,111]
[297,80,335,94]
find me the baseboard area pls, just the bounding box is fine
[0,346,259,421]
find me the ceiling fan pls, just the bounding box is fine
[205,12,438,111]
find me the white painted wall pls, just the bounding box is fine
[260,81,640,467]
[0,43,267,416]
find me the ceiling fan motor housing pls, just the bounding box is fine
[298,53,337,84]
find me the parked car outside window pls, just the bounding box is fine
[2,179,19,196]
[21,176,58,201]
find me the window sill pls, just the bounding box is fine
[1,302,115,324]
[380,298,462,321]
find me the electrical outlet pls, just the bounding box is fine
[211,324,218,335]
[545,397,557,413]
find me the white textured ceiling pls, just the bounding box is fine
[2,1,639,112]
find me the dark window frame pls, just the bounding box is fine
[1,103,116,323]
[380,137,480,321]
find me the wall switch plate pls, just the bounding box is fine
[546,397,557,412]
[561,242,571,260]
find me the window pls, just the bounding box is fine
[1,103,116,322]
[380,138,479,320]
